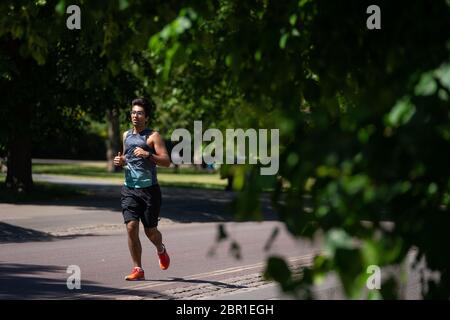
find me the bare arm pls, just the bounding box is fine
[133,131,171,167]
[148,131,171,167]
[113,132,127,167]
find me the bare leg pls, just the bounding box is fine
[144,227,164,253]
[126,220,142,268]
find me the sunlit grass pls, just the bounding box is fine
[157,173,226,189]
[32,164,123,178]
[31,163,226,190]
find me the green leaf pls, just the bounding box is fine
[279,33,288,49]
[385,97,416,127]
[341,174,369,195]
[254,50,262,62]
[163,42,180,80]
[289,14,297,26]
[55,0,65,15]
[264,256,292,285]
[435,63,450,91]
[119,0,129,11]
[325,229,356,256]
[415,72,437,96]
[263,227,280,251]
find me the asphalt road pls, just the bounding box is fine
[0,176,424,299]
[0,177,318,300]
[0,220,317,300]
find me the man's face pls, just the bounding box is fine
[130,105,148,127]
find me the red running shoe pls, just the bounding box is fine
[158,245,170,270]
[125,267,145,281]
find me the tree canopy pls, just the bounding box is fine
[1,0,449,298]
[149,0,450,298]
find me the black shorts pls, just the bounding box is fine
[120,184,162,228]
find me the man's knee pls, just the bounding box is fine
[145,227,159,238]
[126,220,139,235]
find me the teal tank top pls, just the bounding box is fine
[123,128,158,188]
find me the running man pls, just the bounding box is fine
[114,97,171,281]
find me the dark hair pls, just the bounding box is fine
[131,97,154,117]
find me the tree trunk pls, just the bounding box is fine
[6,104,33,192]
[106,108,121,172]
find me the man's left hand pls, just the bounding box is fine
[133,147,150,158]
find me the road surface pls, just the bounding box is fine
[0,176,423,299]
[0,177,318,299]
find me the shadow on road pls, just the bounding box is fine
[0,222,99,244]
[0,263,174,299]
[142,277,247,289]
[15,185,279,223]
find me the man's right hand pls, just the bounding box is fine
[114,152,125,167]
